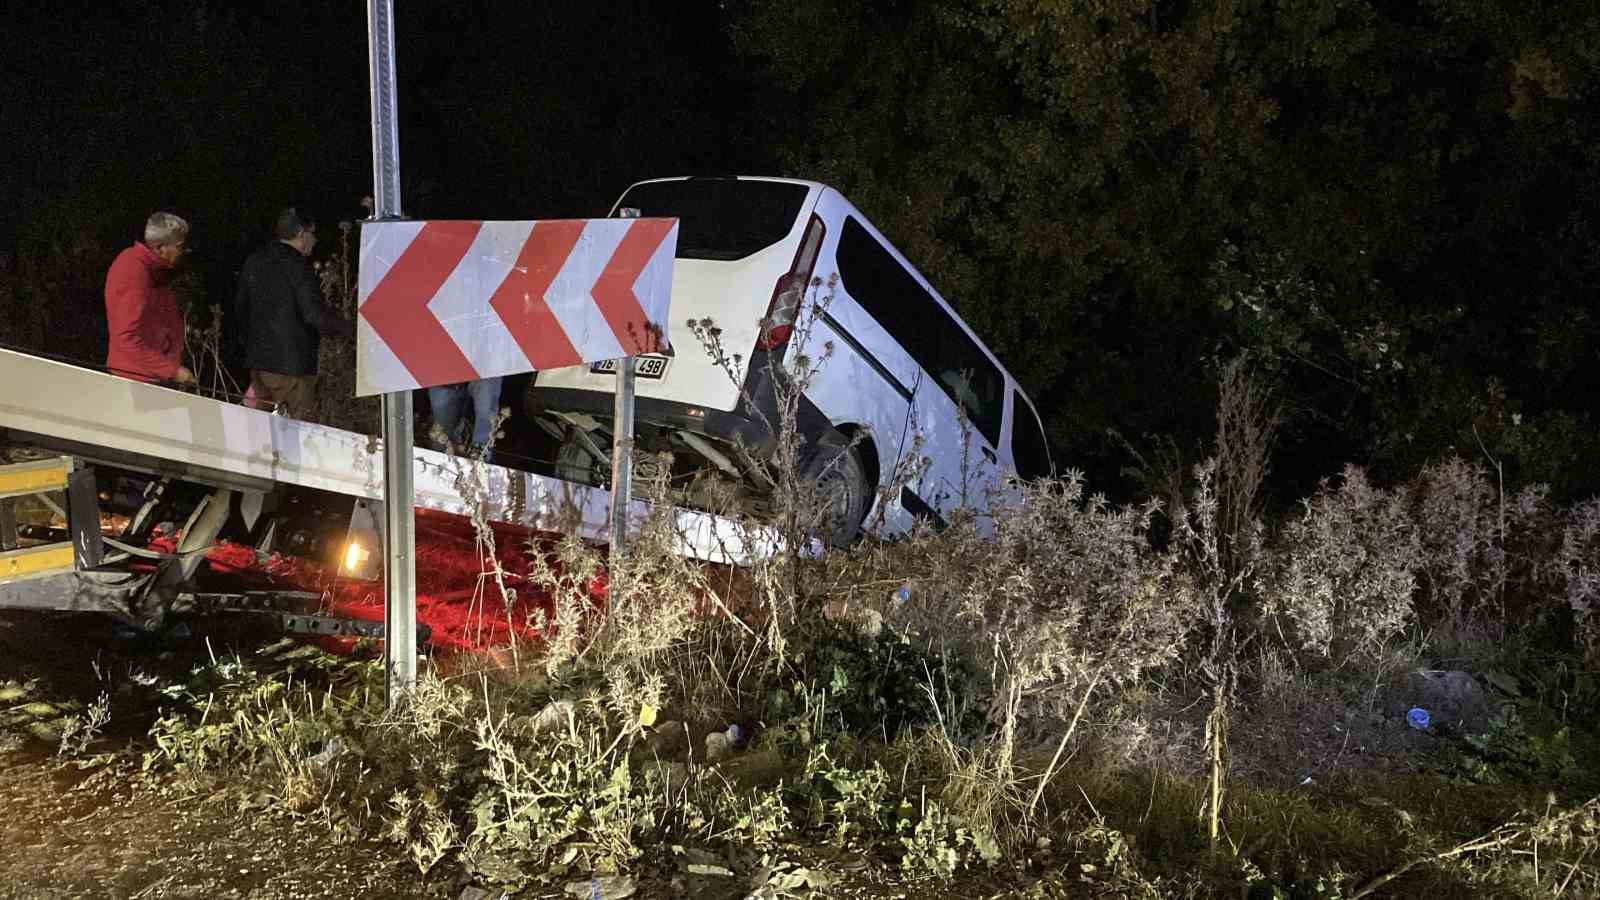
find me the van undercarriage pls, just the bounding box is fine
[523,362,873,543]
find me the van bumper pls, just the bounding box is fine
[524,354,837,460]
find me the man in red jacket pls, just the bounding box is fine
[104,212,195,385]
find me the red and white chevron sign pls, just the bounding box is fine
[355,218,678,396]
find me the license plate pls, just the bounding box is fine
[590,355,670,379]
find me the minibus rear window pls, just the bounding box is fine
[613,179,810,261]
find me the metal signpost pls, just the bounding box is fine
[609,365,635,559]
[366,0,416,707]
[609,208,641,560]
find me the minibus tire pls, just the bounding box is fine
[801,443,870,548]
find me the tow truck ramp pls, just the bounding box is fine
[0,347,777,625]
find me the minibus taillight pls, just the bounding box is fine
[756,214,826,352]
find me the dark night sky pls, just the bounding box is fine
[0,0,769,257]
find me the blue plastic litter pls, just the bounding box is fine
[726,723,745,747]
[1407,707,1431,730]
[891,584,911,605]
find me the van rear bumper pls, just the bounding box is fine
[524,354,837,461]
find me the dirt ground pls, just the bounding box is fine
[0,610,452,900]
[0,754,444,899]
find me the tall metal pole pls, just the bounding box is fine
[609,364,635,561]
[367,0,416,707]
[608,207,642,565]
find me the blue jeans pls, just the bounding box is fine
[426,379,503,461]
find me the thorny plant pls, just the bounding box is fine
[312,219,378,433]
[1175,459,1254,848]
[856,472,1201,846]
[518,493,723,730]
[1345,792,1600,899]
[1179,356,1276,848]
[679,274,863,686]
[1557,497,1600,665]
[1262,465,1423,665]
[1211,355,1279,586]
[56,691,110,758]
[182,303,244,401]
[1411,454,1555,641]
[1111,428,1190,538]
[689,274,892,563]
[431,393,725,730]
[431,406,522,659]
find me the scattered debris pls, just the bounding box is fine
[704,723,746,763]
[564,875,637,899]
[748,856,835,898]
[532,699,575,736]
[309,736,346,771]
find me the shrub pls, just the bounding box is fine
[1556,497,1600,664]
[1410,456,1556,636]
[1262,465,1421,664]
[938,473,1197,727]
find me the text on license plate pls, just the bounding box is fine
[590,355,670,379]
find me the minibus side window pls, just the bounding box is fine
[836,217,1004,444]
[1009,391,1053,481]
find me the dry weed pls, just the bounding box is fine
[1556,498,1600,665]
[1262,466,1422,665]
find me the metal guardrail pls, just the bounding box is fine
[0,347,778,565]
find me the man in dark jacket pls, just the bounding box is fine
[236,208,354,421]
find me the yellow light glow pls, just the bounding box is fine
[343,540,369,574]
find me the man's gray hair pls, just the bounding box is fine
[143,212,189,248]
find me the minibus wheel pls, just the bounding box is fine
[801,443,870,548]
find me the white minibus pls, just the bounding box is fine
[525,176,1052,544]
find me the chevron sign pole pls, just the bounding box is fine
[355,218,679,396]
[367,0,415,709]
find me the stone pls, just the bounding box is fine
[1405,669,1492,733]
[645,760,689,794]
[645,719,687,756]
[704,731,733,764]
[532,700,576,736]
